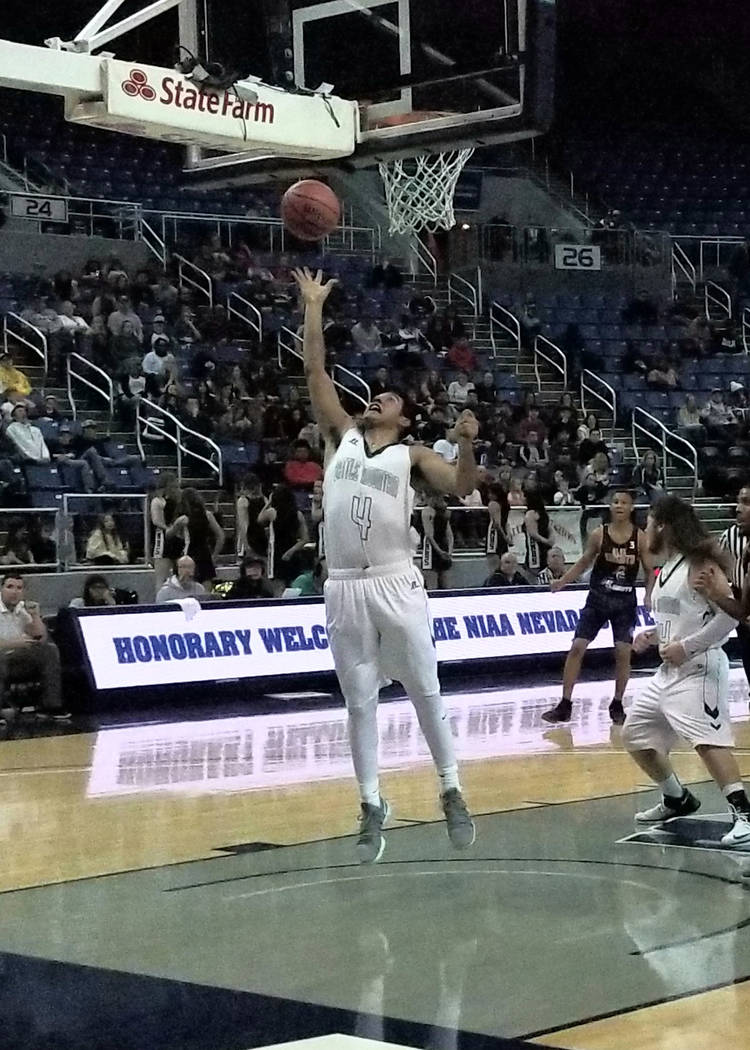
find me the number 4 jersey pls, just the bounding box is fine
[652,553,733,681]
[323,428,414,571]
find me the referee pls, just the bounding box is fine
[719,484,750,689]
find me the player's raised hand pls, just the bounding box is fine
[292,266,337,305]
[454,410,479,442]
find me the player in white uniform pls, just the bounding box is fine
[294,267,479,863]
[626,495,750,849]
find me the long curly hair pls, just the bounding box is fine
[650,494,730,571]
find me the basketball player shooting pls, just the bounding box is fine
[293,267,478,864]
[625,495,750,849]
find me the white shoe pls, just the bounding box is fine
[721,816,750,850]
[634,790,700,825]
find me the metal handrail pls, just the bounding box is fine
[174,253,213,307]
[332,363,371,408]
[227,291,263,344]
[489,300,520,361]
[671,241,696,294]
[580,369,618,439]
[139,215,167,267]
[410,235,438,284]
[277,327,370,410]
[135,399,223,487]
[705,279,732,320]
[67,352,114,427]
[448,271,479,321]
[533,334,567,390]
[3,312,48,381]
[277,325,305,376]
[631,406,698,498]
[743,307,750,355]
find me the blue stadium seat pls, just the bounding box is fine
[24,465,65,490]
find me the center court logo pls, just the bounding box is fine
[121,69,156,101]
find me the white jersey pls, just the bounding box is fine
[652,553,733,681]
[323,427,414,571]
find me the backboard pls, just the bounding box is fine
[189,0,555,180]
[293,0,533,159]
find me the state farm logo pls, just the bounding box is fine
[121,69,156,101]
[117,67,274,125]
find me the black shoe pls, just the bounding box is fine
[609,699,626,725]
[635,788,701,824]
[541,700,572,724]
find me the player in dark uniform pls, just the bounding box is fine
[542,490,655,725]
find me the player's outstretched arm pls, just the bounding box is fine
[550,528,602,592]
[293,267,352,441]
[410,410,478,496]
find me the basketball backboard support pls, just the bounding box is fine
[0,0,358,161]
[183,0,556,184]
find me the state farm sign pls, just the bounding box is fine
[75,57,357,159]
[120,68,275,124]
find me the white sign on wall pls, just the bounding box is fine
[10,194,68,223]
[76,587,651,691]
[554,244,602,270]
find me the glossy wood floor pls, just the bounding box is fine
[2,671,750,1050]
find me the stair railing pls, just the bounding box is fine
[136,399,223,487]
[671,241,696,296]
[533,334,567,392]
[174,254,213,307]
[631,406,698,499]
[67,353,114,428]
[580,369,617,439]
[227,291,263,344]
[704,279,732,321]
[3,312,47,385]
[489,301,520,362]
[277,327,370,410]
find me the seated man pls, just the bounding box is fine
[48,423,98,492]
[156,555,206,603]
[536,546,566,585]
[483,551,527,587]
[227,556,275,599]
[0,572,69,723]
[6,405,50,464]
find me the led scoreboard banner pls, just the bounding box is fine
[73,587,652,693]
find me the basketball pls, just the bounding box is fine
[281,179,341,241]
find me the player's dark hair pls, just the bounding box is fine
[386,386,418,435]
[650,494,730,571]
[1,571,24,585]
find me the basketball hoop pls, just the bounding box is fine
[378,147,474,235]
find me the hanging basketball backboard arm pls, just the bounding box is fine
[45,0,186,53]
[0,36,358,161]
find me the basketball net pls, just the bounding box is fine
[378,148,475,235]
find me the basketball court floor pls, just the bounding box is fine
[2,665,750,1050]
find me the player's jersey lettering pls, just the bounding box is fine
[324,428,413,571]
[653,555,733,664]
[590,525,639,595]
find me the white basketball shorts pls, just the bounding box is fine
[324,560,439,703]
[624,647,734,752]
